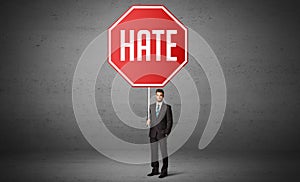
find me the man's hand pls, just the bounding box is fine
[146,119,151,127]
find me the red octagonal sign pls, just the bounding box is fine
[108,5,188,87]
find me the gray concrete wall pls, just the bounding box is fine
[0,0,299,154]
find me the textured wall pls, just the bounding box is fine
[0,0,299,154]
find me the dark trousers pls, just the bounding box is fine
[150,136,168,172]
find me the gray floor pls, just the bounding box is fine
[1,149,299,182]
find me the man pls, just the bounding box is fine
[146,89,173,178]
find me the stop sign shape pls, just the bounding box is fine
[108,5,187,87]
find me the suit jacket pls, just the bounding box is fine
[148,102,173,139]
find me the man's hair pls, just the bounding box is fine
[156,89,164,96]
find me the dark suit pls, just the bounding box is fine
[148,101,173,173]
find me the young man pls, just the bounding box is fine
[146,89,173,178]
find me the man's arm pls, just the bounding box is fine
[146,105,151,127]
[165,105,173,135]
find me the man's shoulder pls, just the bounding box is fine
[165,103,172,108]
[151,102,171,107]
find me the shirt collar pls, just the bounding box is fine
[156,101,163,106]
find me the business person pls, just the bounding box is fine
[146,89,173,178]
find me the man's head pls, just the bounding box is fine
[155,89,164,102]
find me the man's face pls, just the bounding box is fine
[156,92,164,102]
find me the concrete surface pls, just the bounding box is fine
[1,0,299,153]
[1,149,299,181]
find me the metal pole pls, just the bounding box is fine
[147,87,150,120]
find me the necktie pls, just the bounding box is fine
[156,104,160,117]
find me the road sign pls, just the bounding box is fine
[108,5,188,87]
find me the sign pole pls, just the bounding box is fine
[147,87,150,120]
[108,5,187,127]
